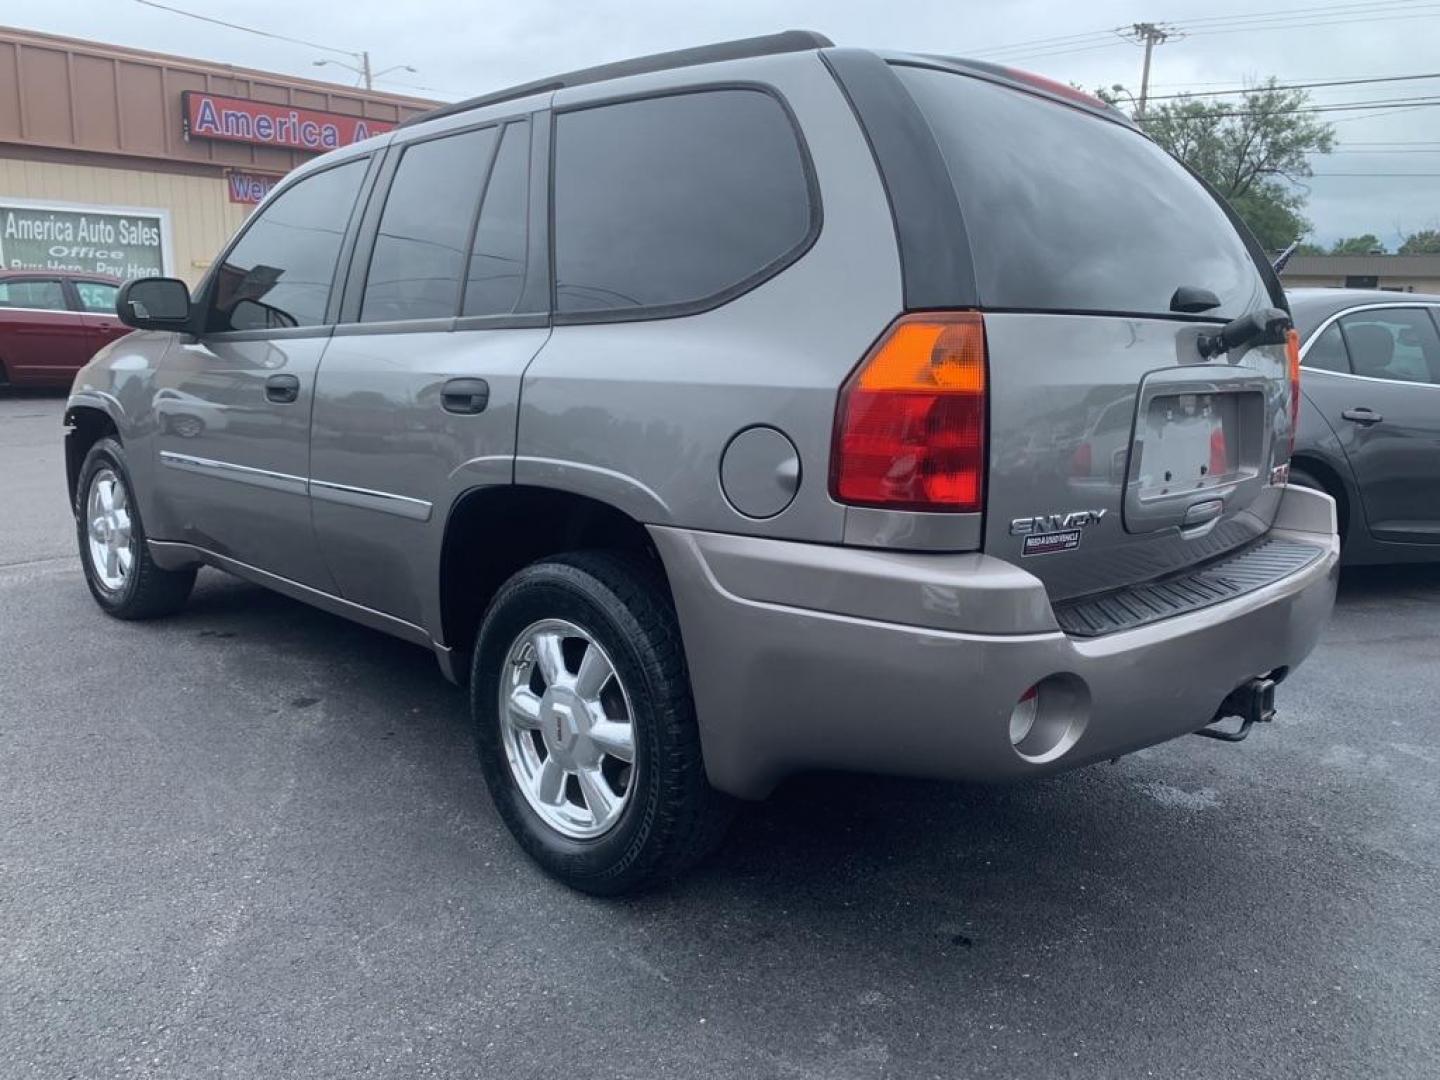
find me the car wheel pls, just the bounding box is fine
[471,551,732,894]
[76,437,196,619]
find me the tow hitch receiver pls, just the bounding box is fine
[1195,676,1277,743]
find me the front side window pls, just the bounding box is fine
[1339,309,1440,385]
[74,281,119,314]
[362,127,498,322]
[0,279,67,311]
[206,158,367,333]
[552,89,814,316]
[1303,323,1350,373]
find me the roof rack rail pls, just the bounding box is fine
[399,30,835,128]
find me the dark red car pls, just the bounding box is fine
[0,270,130,388]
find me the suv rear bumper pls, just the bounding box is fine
[650,485,1339,798]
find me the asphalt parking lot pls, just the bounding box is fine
[2,390,1437,1079]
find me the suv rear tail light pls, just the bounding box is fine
[830,312,988,512]
[1286,327,1302,458]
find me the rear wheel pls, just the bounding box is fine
[76,438,196,619]
[471,551,731,894]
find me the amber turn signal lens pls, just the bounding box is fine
[831,312,988,513]
[1286,327,1302,457]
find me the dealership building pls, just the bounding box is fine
[0,25,435,286]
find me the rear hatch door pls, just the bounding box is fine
[894,62,1290,601]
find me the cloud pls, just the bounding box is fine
[9,0,1439,241]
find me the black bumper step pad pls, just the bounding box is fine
[1053,538,1325,637]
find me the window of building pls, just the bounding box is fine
[552,89,814,316]
[206,158,368,333]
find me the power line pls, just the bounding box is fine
[1136,94,1440,119]
[1143,71,1440,102]
[1184,7,1440,37]
[1175,0,1439,30]
[132,0,356,57]
[972,1,1440,66]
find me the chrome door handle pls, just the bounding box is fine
[265,374,301,404]
[1341,407,1382,426]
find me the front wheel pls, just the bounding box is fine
[471,552,731,894]
[76,437,195,619]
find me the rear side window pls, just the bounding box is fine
[1303,323,1350,373]
[363,127,499,322]
[1339,309,1440,385]
[207,159,367,332]
[552,89,815,316]
[894,65,1270,320]
[464,121,531,317]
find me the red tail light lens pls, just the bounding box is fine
[830,312,987,512]
[1286,327,1302,458]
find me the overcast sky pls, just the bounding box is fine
[10,0,1439,246]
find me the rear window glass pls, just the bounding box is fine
[894,65,1270,320]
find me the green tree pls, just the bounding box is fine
[1100,79,1335,251]
[1330,234,1386,255]
[1399,229,1440,254]
[1293,242,1326,256]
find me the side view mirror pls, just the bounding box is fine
[116,277,192,330]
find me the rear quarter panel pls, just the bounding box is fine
[517,53,902,541]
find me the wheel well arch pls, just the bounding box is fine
[1290,453,1353,541]
[64,406,119,508]
[439,485,671,677]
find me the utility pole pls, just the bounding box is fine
[360,50,372,91]
[1124,22,1174,118]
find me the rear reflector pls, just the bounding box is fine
[1010,686,1040,746]
[830,312,987,512]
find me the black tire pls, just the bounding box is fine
[75,437,196,619]
[1288,466,1322,493]
[471,551,732,894]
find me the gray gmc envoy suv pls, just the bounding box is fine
[65,32,1340,892]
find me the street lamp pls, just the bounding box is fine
[313,55,416,91]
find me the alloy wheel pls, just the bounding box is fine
[498,618,636,839]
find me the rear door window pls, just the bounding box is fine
[363,127,499,322]
[1303,323,1350,373]
[207,158,367,332]
[1339,309,1440,385]
[552,89,815,316]
[894,65,1270,320]
[463,120,531,318]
